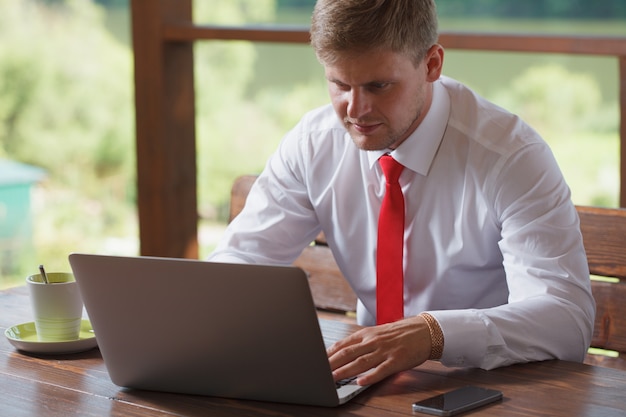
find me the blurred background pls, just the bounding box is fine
[1,0,625,288]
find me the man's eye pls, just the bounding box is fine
[365,82,391,92]
[334,82,350,90]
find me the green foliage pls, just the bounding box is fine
[192,0,317,217]
[0,0,134,286]
[0,0,133,192]
[491,64,613,134]
[194,0,276,24]
[490,64,619,207]
[94,0,126,6]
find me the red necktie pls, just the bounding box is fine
[376,154,405,325]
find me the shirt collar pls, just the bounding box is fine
[367,78,450,176]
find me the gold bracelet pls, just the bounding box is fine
[420,312,444,360]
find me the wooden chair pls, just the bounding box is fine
[229,175,626,369]
[578,205,626,370]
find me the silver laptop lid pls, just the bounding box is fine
[69,253,347,406]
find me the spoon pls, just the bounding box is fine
[38,265,49,284]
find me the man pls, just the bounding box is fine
[209,0,595,386]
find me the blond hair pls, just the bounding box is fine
[310,0,438,66]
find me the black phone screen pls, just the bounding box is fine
[412,386,503,416]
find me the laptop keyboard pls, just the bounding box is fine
[335,376,357,389]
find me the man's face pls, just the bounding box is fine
[324,46,442,151]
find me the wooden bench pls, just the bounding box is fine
[230,175,626,369]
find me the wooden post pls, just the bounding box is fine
[131,0,198,258]
[618,55,626,207]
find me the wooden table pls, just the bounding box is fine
[2,285,625,416]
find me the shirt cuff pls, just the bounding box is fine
[427,309,492,368]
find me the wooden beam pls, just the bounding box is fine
[163,25,626,57]
[438,32,626,56]
[131,0,198,258]
[164,24,311,44]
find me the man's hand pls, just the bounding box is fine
[327,315,432,386]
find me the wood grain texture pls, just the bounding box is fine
[132,0,198,258]
[2,286,626,416]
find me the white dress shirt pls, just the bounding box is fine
[209,76,595,370]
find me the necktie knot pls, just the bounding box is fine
[379,154,404,184]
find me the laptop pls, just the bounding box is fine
[68,253,369,407]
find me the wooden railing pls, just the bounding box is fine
[131,0,626,259]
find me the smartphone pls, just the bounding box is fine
[412,386,503,416]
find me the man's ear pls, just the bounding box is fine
[425,44,444,82]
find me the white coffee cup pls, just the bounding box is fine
[26,272,83,342]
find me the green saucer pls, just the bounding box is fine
[4,319,97,354]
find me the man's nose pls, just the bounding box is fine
[346,88,371,119]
